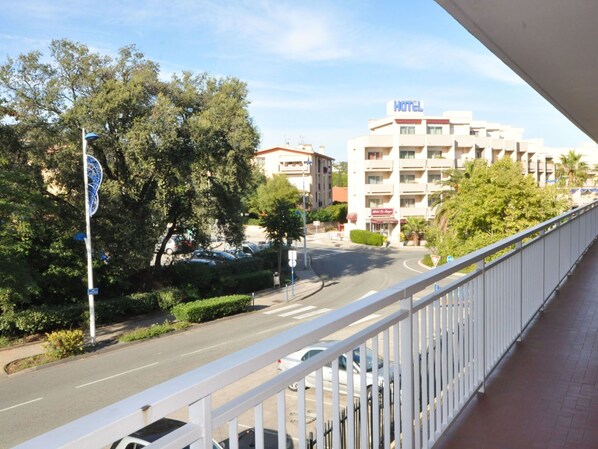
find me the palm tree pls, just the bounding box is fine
[556,150,589,186]
[402,216,428,246]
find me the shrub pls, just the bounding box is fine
[13,304,86,336]
[220,270,273,294]
[118,320,190,342]
[94,295,160,325]
[44,329,84,359]
[350,229,384,246]
[160,263,215,293]
[172,294,251,323]
[254,247,288,272]
[213,257,264,277]
[155,288,185,310]
[309,203,348,223]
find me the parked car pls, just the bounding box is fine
[186,249,237,266]
[110,417,223,449]
[225,248,253,259]
[154,234,193,255]
[277,340,387,395]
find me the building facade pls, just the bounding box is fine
[254,144,334,210]
[347,100,558,241]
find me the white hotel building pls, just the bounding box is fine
[347,100,558,241]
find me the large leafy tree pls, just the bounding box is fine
[260,199,304,275]
[249,175,301,214]
[427,158,567,259]
[0,40,259,306]
[332,161,348,187]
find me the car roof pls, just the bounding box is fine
[129,418,186,442]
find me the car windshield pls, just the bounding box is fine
[351,348,384,372]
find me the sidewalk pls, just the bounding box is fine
[0,262,323,378]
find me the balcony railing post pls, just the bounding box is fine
[400,295,414,448]
[517,241,523,342]
[189,395,212,449]
[541,228,546,310]
[476,259,486,394]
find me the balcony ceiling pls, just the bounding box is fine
[436,0,598,144]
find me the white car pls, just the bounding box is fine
[277,340,388,395]
[110,418,223,449]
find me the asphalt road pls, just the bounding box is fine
[0,244,430,448]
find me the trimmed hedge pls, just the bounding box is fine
[350,229,384,246]
[220,270,273,294]
[172,294,251,323]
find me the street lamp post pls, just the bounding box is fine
[82,129,100,345]
[302,160,312,269]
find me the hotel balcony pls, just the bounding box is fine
[426,134,454,147]
[15,203,598,449]
[398,134,426,147]
[399,182,427,194]
[427,158,454,169]
[399,206,429,217]
[399,158,427,169]
[364,159,394,171]
[364,183,394,195]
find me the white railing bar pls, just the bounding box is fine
[212,308,408,427]
[143,423,203,449]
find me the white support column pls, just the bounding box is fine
[189,396,212,449]
[400,295,414,448]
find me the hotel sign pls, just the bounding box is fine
[371,208,394,216]
[393,100,423,113]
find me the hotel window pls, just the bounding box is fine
[476,149,484,159]
[427,125,443,135]
[428,173,441,183]
[399,150,415,159]
[367,151,382,160]
[400,126,416,135]
[368,198,381,208]
[428,149,443,159]
[367,175,382,184]
[400,198,416,208]
[400,174,416,183]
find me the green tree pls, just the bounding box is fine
[401,217,428,246]
[260,200,304,275]
[0,40,259,307]
[332,161,348,187]
[426,158,567,259]
[249,175,301,214]
[556,150,589,187]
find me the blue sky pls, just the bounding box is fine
[0,0,593,162]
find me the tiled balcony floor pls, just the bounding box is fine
[433,242,598,449]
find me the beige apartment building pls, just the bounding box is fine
[254,144,334,210]
[347,100,558,241]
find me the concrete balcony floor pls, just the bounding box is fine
[433,242,598,449]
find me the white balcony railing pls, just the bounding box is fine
[16,202,598,449]
[365,183,394,195]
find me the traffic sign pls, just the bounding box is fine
[431,254,441,267]
[447,255,454,263]
[288,249,297,261]
[87,288,99,295]
[289,259,297,268]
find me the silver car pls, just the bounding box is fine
[110,418,223,449]
[277,340,387,395]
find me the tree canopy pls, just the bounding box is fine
[0,39,260,309]
[427,158,568,259]
[556,150,589,187]
[249,174,301,214]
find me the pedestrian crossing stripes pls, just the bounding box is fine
[263,301,379,325]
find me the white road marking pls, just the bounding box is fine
[354,290,377,301]
[75,362,159,389]
[256,322,295,335]
[263,304,301,315]
[181,341,231,357]
[294,308,331,320]
[279,306,317,317]
[403,259,424,273]
[0,397,43,413]
[350,314,381,327]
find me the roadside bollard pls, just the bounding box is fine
[286,284,289,302]
[252,292,255,308]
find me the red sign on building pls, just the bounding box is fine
[371,208,394,216]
